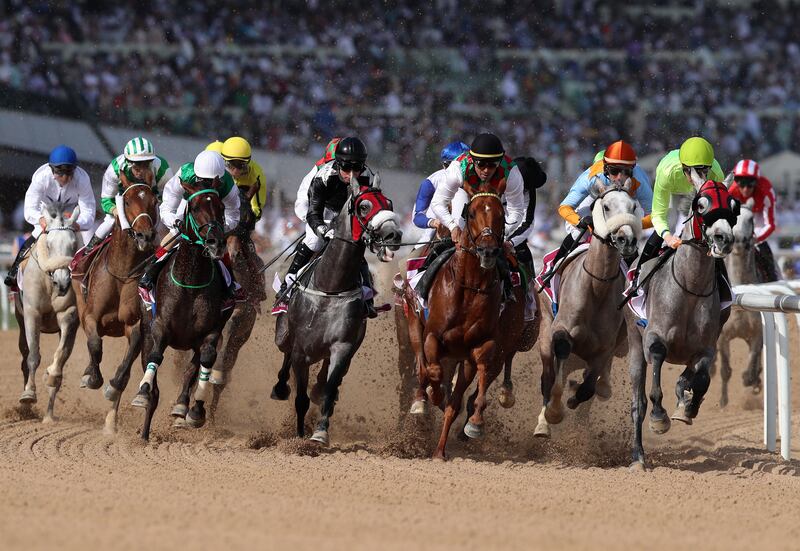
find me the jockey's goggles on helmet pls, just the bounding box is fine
[474,159,500,169]
[225,159,249,171]
[735,176,757,188]
[606,165,633,177]
[51,164,75,176]
[683,164,711,178]
[129,160,152,169]
[338,161,365,173]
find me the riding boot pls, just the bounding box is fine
[632,232,664,282]
[755,241,780,282]
[359,260,377,318]
[716,258,732,328]
[138,249,174,291]
[545,234,575,275]
[84,235,103,252]
[497,252,516,303]
[272,243,315,315]
[4,235,35,289]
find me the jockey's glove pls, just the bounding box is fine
[577,215,593,230]
[316,224,334,240]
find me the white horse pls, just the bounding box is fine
[15,199,82,423]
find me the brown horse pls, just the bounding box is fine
[406,191,523,459]
[131,181,233,441]
[72,174,158,434]
[173,183,262,423]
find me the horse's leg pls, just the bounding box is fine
[20,308,42,404]
[464,343,500,439]
[270,353,292,400]
[103,322,142,435]
[534,326,556,438]
[647,338,671,434]
[422,333,444,407]
[410,329,431,415]
[310,359,329,406]
[188,333,222,428]
[717,336,731,408]
[209,306,257,421]
[744,332,763,394]
[675,355,712,422]
[311,344,356,446]
[294,359,311,439]
[140,370,160,442]
[132,320,167,412]
[80,315,104,390]
[498,354,516,409]
[42,309,78,423]
[543,330,570,425]
[17,314,30,400]
[567,359,605,410]
[172,352,199,420]
[627,321,648,469]
[434,360,474,460]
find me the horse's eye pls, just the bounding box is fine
[603,205,609,212]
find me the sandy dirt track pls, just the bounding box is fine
[2,297,800,550]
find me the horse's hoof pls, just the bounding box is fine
[595,380,612,401]
[670,407,693,425]
[629,461,647,472]
[19,390,37,404]
[463,422,485,440]
[409,400,429,415]
[103,383,121,402]
[533,422,551,438]
[185,409,206,429]
[42,415,56,424]
[209,369,228,385]
[649,415,671,434]
[566,396,580,410]
[432,450,448,461]
[130,391,150,409]
[498,386,516,409]
[310,430,329,446]
[172,417,188,429]
[719,396,729,409]
[270,382,290,401]
[544,405,564,425]
[81,373,103,390]
[171,403,188,418]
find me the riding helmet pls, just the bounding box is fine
[469,133,504,161]
[335,137,368,164]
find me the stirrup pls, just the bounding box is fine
[271,302,288,316]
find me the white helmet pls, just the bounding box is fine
[123,137,156,162]
[194,150,225,179]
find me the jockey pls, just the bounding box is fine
[137,150,241,296]
[549,140,653,267]
[272,136,377,317]
[294,137,340,222]
[729,159,780,281]
[4,145,96,290]
[430,133,526,246]
[508,156,548,275]
[84,137,173,251]
[631,136,725,280]
[220,136,269,301]
[412,141,470,245]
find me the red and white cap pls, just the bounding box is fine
[733,159,761,178]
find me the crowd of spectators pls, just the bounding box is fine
[3,0,800,180]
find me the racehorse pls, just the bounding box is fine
[131,180,233,441]
[625,170,738,468]
[72,173,158,434]
[173,182,262,424]
[714,198,762,406]
[15,199,82,423]
[406,189,521,459]
[534,180,641,437]
[271,178,402,446]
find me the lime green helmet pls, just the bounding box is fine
[679,137,714,167]
[124,137,156,162]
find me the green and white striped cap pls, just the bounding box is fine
[123,137,156,162]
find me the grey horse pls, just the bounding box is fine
[535,180,641,437]
[626,170,737,468]
[271,181,402,445]
[714,199,762,406]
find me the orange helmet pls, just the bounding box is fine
[603,140,637,166]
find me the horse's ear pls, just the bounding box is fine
[40,199,55,221]
[688,167,706,190]
[723,171,735,188]
[621,177,633,193]
[65,205,80,227]
[180,179,197,195]
[119,170,132,189]
[372,172,382,189]
[246,180,260,201]
[144,169,155,187]
[589,178,606,198]
[746,197,755,208]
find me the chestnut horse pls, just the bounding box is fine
[131,181,233,441]
[407,191,522,459]
[72,173,158,434]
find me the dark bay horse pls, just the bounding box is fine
[406,190,521,460]
[626,171,738,468]
[72,174,158,434]
[173,183,261,423]
[131,180,233,441]
[271,181,402,446]
[535,180,641,438]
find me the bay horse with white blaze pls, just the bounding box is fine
[271,178,402,445]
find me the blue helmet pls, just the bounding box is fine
[440,141,470,164]
[48,145,78,166]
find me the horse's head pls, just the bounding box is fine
[349,174,402,262]
[40,198,81,295]
[180,180,226,259]
[688,169,739,258]
[590,178,641,257]
[732,197,755,255]
[463,191,504,270]
[119,171,157,251]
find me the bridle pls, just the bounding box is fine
[181,189,224,254]
[121,183,157,238]
[461,192,504,258]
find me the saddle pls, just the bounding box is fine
[70,236,112,280]
[415,246,455,300]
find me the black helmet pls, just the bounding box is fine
[335,137,368,165]
[469,133,504,161]
[513,156,547,190]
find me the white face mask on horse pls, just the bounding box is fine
[589,178,642,258]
